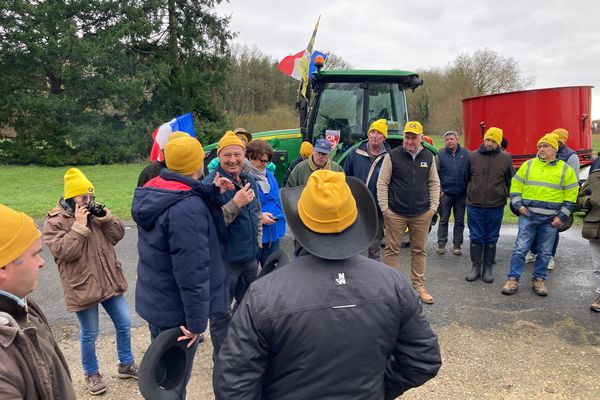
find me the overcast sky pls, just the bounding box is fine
[217,0,600,119]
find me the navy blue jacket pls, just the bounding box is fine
[132,169,227,334]
[204,165,260,264]
[344,140,390,211]
[436,144,469,195]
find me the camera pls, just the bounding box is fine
[86,201,107,218]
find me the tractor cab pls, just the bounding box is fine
[300,70,426,163]
[204,69,433,184]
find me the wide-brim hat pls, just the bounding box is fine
[138,327,199,400]
[280,176,377,260]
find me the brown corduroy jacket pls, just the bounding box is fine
[43,204,128,312]
[0,296,76,399]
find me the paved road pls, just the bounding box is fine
[35,221,600,343]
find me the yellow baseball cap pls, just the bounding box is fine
[403,121,423,135]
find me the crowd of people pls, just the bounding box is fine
[1,118,598,399]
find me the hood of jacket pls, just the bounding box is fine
[132,169,224,232]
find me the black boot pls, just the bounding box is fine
[466,243,483,282]
[482,243,496,283]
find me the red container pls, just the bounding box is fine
[462,86,593,168]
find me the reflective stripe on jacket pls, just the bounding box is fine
[510,157,579,221]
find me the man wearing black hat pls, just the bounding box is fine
[214,170,441,399]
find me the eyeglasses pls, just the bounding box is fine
[259,159,270,164]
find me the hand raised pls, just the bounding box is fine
[232,183,255,208]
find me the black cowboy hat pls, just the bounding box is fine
[280,176,377,260]
[138,327,199,400]
[509,202,573,232]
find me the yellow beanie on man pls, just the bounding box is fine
[369,119,389,138]
[217,131,245,155]
[300,141,314,158]
[64,168,94,200]
[552,128,569,144]
[484,127,503,146]
[164,136,205,176]
[537,133,559,151]
[297,170,357,234]
[0,204,41,267]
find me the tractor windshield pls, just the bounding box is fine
[310,81,406,155]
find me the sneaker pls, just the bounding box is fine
[437,245,446,254]
[117,362,138,379]
[452,244,462,256]
[547,257,556,270]
[501,278,519,295]
[591,296,600,312]
[415,286,434,304]
[525,251,537,263]
[85,373,107,395]
[532,278,548,296]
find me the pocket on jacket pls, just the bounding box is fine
[70,272,102,306]
[582,219,600,240]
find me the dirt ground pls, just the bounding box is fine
[55,318,600,400]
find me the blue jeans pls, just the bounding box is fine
[467,205,504,244]
[507,216,558,281]
[76,295,134,375]
[257,240,281,268]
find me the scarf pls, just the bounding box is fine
[243,159,270,194]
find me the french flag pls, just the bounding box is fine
[277,50,327,81]
[149,112,196,161]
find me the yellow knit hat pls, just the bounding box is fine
[403,121,423,135]
[484,127,503,146]
[217,131,245,155]
[369,119,389,138]
[164,136,205,176]
[552,128,569,144]
[297,170,358,233]
[167,131,190,142]
[64,168,94,200]
[537,133,559,151]
[300,141,314,158]
[0,204,41,267]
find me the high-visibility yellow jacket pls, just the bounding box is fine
[510,157,579,221]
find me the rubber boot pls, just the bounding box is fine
[466,243,483,282]
[482,243,496,283]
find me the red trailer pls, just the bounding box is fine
[462,86,594,169]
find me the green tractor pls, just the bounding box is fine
[203,69,434,183]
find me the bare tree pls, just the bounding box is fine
[449,48,535,96]
[322,51,352,70]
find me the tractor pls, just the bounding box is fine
[203,68,436,184]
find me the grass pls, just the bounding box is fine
[2,133,598,221]
[0,164,147,219]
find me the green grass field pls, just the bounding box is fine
[2,133,598,221]
[0,164,147,219]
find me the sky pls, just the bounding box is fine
[216,0,600,119]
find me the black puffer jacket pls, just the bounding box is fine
[214,254,441,400]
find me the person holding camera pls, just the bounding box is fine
[43,168,137,396]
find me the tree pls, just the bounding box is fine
[323,51,352,70]
[0,0,232,164]
[407,49,535,135]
